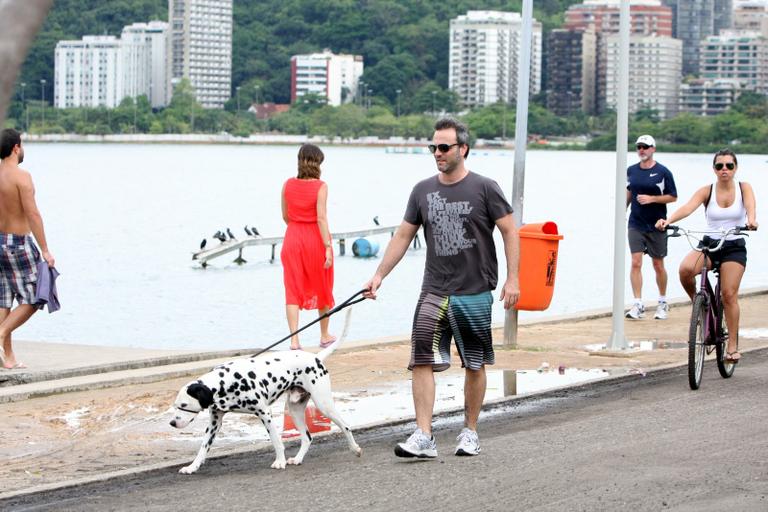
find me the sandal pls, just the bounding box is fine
[319,336,337,349]
[725,351,741,363]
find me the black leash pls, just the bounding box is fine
[251,289,368,357]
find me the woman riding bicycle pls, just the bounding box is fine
[655,149,758,363]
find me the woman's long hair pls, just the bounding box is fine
[297,143,324,179]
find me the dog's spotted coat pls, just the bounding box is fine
[170,344,361,474]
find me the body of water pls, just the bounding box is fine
[19,143,768,350]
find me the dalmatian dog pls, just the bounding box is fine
[170,312,361,474]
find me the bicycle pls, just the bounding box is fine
[665,225,752,390]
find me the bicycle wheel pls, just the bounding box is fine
[716,303,736,378]
[688,294,707,390]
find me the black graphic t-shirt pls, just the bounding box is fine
[404,171,513,295]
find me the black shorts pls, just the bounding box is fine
[699,237,747,268]
[628,228,667,258]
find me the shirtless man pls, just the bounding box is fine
[0,129,55,369]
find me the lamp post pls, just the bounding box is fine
[40,79,46,133]
[236,86,241,113]
[367,89,372,109]
[431,90,437,115]
[396,89,401,117]
[254,85,260,106]
[358,81,364,107]
[20,82,26,132]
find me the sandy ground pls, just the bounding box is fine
[1,295,767,496]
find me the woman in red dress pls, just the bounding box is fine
[281,144,335,350]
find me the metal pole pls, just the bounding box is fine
[503,0,533,347]
[607,0,631,350]
[20,82,25,132]
[40,78,45,132]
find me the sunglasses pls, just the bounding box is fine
[714,162,735,170]
[636,144,651,150]
[428,143,460,154]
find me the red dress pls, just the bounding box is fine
[281,178,334,310]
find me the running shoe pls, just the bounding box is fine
[625,303,645,320]
[394,428,437,458]
[654,302,669,320]
[454,428,481,456]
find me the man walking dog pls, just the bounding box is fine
[0,129,55,369]
[364,117,519,458]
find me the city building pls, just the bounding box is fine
[290,50,364,106]
[669,0,733,76]
[604,34,682,118]
[54,22,169,110]
[563,1,674,113]
[546,28,597,115]
[699,30,768,93]
[733,1,768,31]
[448,10,543,108]
[121,21,169,108]
[54,36,123,109]
[248,102,291,119]
[168,0,232,109]
[679,78,742,115]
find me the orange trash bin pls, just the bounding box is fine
[516,221,564,311]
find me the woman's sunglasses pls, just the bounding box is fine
[714,162,735,171]
[428,143,459,154]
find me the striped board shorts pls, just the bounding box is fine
[409,290,494,372]
[0,233,41,309]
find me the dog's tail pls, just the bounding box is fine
[317,307,352,362]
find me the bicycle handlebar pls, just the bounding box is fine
[665,225,755,253]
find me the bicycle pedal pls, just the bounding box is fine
[706,345,716,355]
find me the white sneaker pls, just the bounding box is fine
[394,428,437,458]
[454,428,481,456]
[654,302,669,320]
[625,303,645,320]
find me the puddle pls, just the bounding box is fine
[169,368,610,447]
[585,340,687,352]
[740,328,768,338]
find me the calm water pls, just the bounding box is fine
[19,143,768,350]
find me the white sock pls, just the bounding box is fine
[634,298,643,305]
[658,296,667,304]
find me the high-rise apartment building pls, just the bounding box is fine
[733,1,768,31]
[168,0,232,109]
[700,30,768,93]
[671,0,733,76]
[121,21,169,108]
[680,78,742,115]
[604,34,682,118]
[290,50,364,106]
[546,29,597,115]
[448,10,542,108]
[54,22,169,110]
[54,36,123,109]
[563,1,674,113]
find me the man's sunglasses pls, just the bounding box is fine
[428,143,460,154]
[636,144,651,150]
[714,162,735,170]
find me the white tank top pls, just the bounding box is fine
[705,181,746,240]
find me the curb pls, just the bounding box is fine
[1,287,765,403]
[4,346,766,502]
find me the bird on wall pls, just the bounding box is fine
[226,228,236,240]
[200,239,207,250]
[251,226,261,237]
[244,226,253,236]
[213,231,227,243]
[373,216,380,226]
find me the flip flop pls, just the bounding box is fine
[3,361,27,370]
[725,351,741,363]
[319,336,337,349]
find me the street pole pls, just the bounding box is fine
[20,82,26,132]
[396,89,401,117]
[607,0,631,350]
[503,0,533,348]
[431,90,436,115]
[236,86,241,113]
[40,78,45,133]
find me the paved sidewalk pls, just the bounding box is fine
[1,288,767,404]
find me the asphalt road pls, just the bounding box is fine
[4,350,768,512]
